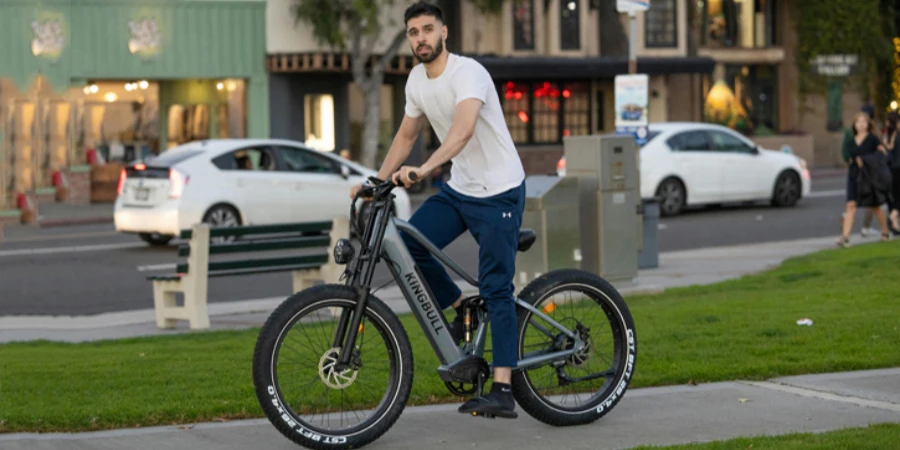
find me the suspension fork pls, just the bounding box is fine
[333,198,393,370]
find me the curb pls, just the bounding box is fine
[38,216,115,228]
[810,168,846,178]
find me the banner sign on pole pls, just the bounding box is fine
[615,74,649,145]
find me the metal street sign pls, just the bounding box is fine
[810,54,858,77]
[617,0,649,14]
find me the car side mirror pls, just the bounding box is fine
[340,164,351,179]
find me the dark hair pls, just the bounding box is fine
[885,111,899,141]
[404,1,443,25]
[861,103,875,120]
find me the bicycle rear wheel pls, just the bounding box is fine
[511,269,637,426]
[252,285,413,449]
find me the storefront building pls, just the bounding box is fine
[0,0,268,213]
[266,0,714,174]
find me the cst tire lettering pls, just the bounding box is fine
[266,384,348,445]
[596,326,636,414]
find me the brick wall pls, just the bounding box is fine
[518,145,564,176]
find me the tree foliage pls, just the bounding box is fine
[792,0,898,117]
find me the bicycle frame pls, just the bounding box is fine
[333,190,582,381]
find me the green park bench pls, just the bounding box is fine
[148,218,348,330]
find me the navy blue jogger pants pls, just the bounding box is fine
[400,181,526,368]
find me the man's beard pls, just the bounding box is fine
[413,40,444,63]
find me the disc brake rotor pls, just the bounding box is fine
[318,347,358,389]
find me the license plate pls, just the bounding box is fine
[135,188,151,201]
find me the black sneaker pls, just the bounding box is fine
[458,384,517,419]
[448,304,478,345]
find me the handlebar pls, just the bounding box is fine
[350,172,421,238]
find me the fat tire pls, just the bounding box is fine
[510,269,637,427]
[252,284,414,450]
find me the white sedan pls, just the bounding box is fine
[114,138,412,245]
[557,122,811,216]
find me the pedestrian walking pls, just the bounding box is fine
[838,112,892,247]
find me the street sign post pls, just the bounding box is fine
[616,0,650,144]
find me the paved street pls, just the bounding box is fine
[0,173,854,316]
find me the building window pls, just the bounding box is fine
[533,82,560,143]
[502,81,530,143]
[559,0,580,50]
[304,93,335,151]
[513,0,535,50]
[645,0,677,48]
[563,82,590,137]
[697,0,776,49]
[500,80,590,145]
[703,64,778,134]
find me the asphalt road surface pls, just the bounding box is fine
[0,173,855,316]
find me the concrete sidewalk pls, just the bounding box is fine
[0,235,859,344]
[2,369,898,450]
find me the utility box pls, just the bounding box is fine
[515,175,581,291]
[563,134,641,285]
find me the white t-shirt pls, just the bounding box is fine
[405,53,525,198]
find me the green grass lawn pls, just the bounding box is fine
[632,423,900,449]
[1,241,899,433]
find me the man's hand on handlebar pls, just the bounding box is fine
[391,166,423,188]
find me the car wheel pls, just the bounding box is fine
[139,233,174,246]
[656,178,686,216]
[771,171,801,207]
[202,204,242,243]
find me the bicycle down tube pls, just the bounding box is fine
[380,218,464,365]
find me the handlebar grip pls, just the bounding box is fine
[408,172,418,181]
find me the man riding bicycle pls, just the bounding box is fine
[349,1,526,419]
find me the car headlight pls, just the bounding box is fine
[797,157,807,170]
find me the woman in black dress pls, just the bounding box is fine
[838,112,891,246]
[885,112,900,233]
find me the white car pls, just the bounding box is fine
[114,138,412,245]
[557,122,811,216]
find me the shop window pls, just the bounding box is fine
[500,80,591,145]
[83,80,160,160]
[304,94,335,152]
[563,82,590,137]
[533,82,560,143]
[216,79,247,140]
[559,0,580,50]
[697,0,776,49]
[645,0,677,48]
[502,81,530,143]
[512,0,535,50]
[703,64,778,134]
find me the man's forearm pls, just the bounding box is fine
[421,129,472,173]
[376,134,417,180]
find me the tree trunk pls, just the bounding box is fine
[360,75,384,169]
[599,0,628,57]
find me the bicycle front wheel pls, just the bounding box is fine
[252,285,414,450]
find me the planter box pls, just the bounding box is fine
[90,163,123,203]
[750,134,815,167]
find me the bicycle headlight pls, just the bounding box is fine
[333,238,355,265]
